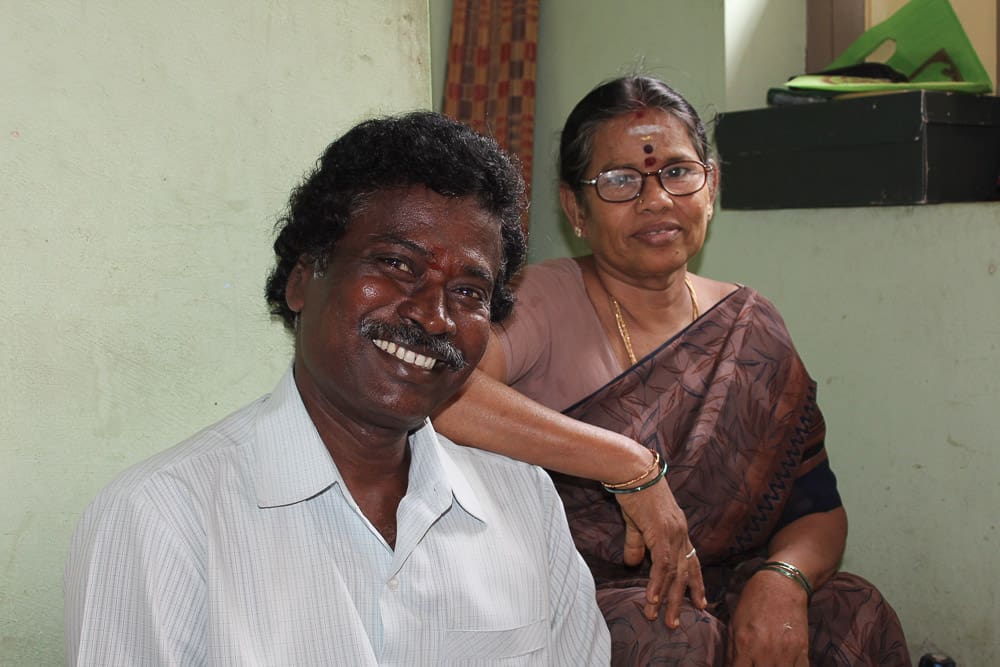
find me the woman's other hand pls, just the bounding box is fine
[726,508,847,665]
[727,568,809,667]
[615,481,707,626]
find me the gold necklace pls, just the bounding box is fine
[610,276,699,366]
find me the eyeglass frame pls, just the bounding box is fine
[578,160,715,203]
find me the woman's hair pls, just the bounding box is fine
[559,76,712,193]
[264,111,528,330]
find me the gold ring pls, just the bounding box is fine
[684,547,696,559]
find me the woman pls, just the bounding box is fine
[435,76,909,666]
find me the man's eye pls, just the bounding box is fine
[379,257,413,274]
[454,286,489,304]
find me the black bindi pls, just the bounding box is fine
[643,144,654,154]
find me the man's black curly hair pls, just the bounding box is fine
[265,111,528,331]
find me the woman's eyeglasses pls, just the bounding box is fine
[579,161,713,203]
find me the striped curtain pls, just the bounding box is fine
[442,0,539,226]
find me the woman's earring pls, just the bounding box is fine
[573,227,583,238]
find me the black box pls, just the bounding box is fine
[714,91,1000,209]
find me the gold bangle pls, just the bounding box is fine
[602,449,660,490]
[603,456,668,495]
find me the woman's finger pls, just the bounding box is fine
[621,511,647,567]
[642,537,674,620]
[686,551,708,609]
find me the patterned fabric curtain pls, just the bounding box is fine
[442,0,539,227]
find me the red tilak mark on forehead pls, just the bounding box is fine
[644,156,656,167]
[634,110,645,118]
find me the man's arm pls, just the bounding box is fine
[65,488,206,666]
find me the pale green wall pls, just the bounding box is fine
[431,0,999,663]
[1,1,431,663]
[700,205,999,664]
[723,0,806,111]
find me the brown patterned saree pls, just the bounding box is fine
[552,287,909,666]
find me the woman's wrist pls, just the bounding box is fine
[599,434,660,482]
[755,560,813,602]
[602,448,659,489]
[602,451,667,494]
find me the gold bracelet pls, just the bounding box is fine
[603,456,668,494]
[602,449,660,490]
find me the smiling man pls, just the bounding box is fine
[64,112,610,666]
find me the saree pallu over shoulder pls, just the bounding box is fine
[555,286,835,575]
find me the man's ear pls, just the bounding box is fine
[559,184,586,238]
[284,259,311,314]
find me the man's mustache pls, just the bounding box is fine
[359,320,467,371]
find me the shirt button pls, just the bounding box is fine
[387,577,400,591]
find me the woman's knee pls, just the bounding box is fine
[597,587,725,667]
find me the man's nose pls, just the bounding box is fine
[397,283,457,337]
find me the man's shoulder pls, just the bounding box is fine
[87,395,268,512]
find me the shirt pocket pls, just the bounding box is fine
[440,617,547,664]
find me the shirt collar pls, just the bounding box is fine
[252,367,341,508]
[252,367,487,524]
[407,420,487,523]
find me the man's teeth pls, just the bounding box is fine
[373,339,437,370]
